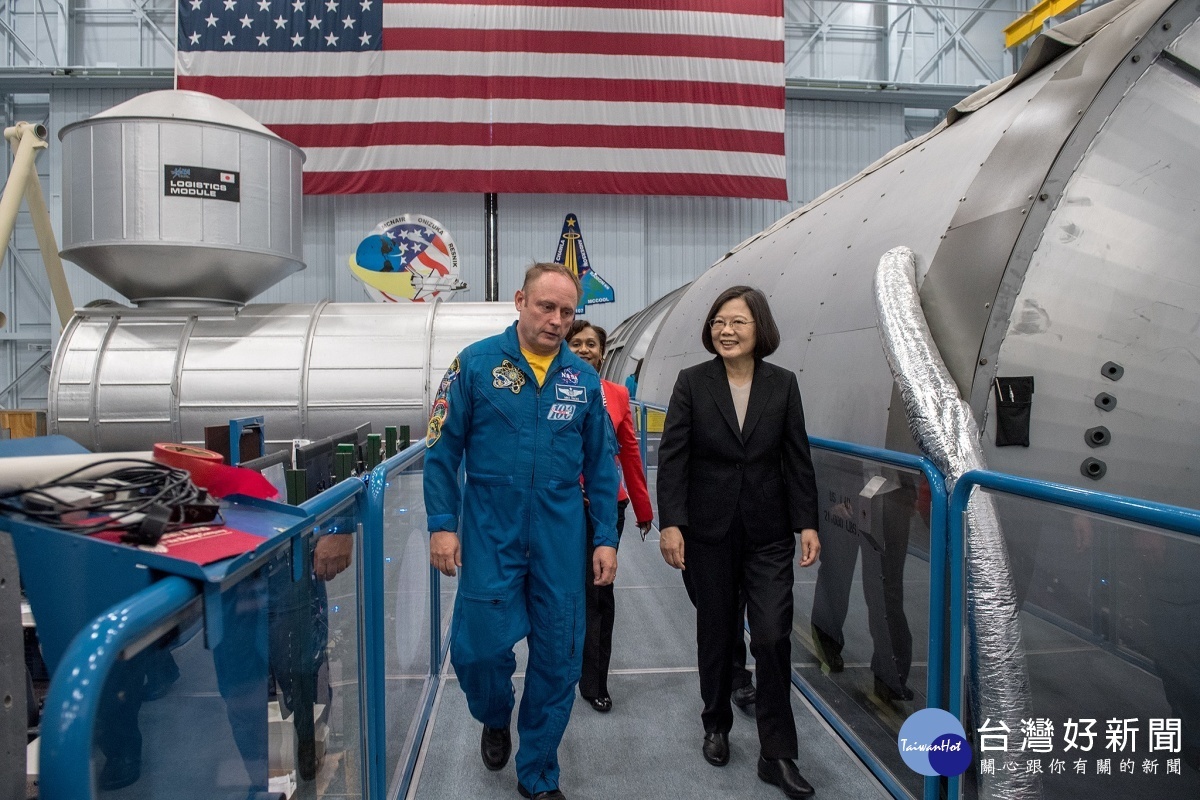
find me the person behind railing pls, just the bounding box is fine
[566,320,654,714]
[657,285,821,799]
[810,472,921,704]
[266,528,354,782]
[424,263,620,800]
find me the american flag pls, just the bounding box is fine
[177,1,786,199]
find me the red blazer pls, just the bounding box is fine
[602,379,654,525]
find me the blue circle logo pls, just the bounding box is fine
[898,708,973,777]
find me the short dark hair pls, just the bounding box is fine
[523,262,582,303]
[700,285,780,358]
[567,319,607,353]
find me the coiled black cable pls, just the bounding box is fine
[0,458,222,541]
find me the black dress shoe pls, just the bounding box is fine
[731,682,756,712]
[758,757,815,798]
[703,731,730,766]
[874,676,914,703]
[583,693,612,713]
[517,782,567,799]
[811,624,844,673]
[481,724,511,771]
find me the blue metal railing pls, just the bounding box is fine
[39,576,201,800]
[945,469,1200,800]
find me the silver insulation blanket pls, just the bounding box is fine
[874,246,1039,799]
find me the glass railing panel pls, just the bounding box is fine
[268,494,364,799]
[379,453,436,795]
[633,402,665,524]
[83,539,357,800]
[961,491,1200,799]
[796,448,934,798]
[634,402,666,472]
[89,585,260,800]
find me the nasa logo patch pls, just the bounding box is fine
[560,368,580,385]
[555,385,587,404]
[547,403,576,421]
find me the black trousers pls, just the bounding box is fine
[688,519,798,760]
[682,569,752,690]
[580,498,628,699]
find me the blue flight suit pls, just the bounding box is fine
[424,322,619,794]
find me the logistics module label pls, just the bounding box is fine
[164,165,240,202]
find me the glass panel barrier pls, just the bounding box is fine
[29,476,365,800]
[87,580,246,800]
[797,447,935,799]
[956,486,1200,800]
[377,449,436,798]
[281,491,364,800]
[634,402,665,524]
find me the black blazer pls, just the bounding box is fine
[657,357,819,545]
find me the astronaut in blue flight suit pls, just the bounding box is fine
[424,262,619,800]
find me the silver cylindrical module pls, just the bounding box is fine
[58,90,306,306]
[48,301,516,452]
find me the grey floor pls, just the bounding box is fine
[407,518,891,800]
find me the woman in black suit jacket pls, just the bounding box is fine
[658,286,820,800]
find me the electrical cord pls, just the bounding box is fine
[0,458,223,544]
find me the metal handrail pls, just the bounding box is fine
[39,576,201,800]
[945,469,1200,800]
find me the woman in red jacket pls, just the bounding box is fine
[568,320,654,713]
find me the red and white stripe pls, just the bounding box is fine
[178,0,786,199]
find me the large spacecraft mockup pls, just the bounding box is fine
[616,0,1200,510]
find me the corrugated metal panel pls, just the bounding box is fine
[49,87,147,307]
[788,99,906,202]
[497,193,646,333]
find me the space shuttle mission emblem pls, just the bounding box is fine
[164,165,240,202]
[349,214,467,303]
[492,360,526,394]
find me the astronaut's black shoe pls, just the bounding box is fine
[518,782,566,799]
[481,724,511,771]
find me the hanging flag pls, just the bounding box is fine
[553,213,613,314]
[176,1,786,199]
